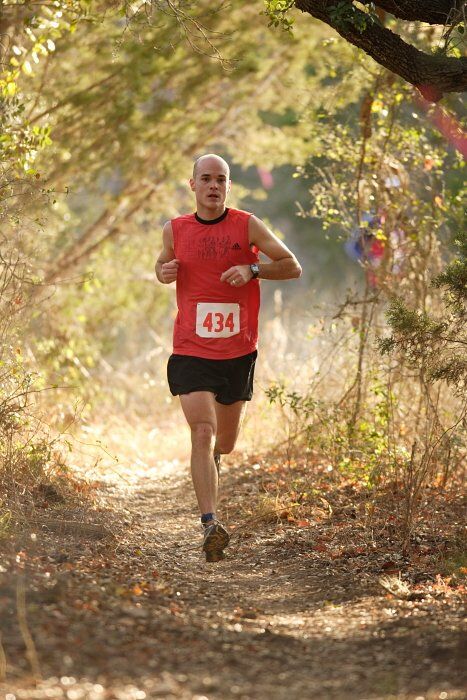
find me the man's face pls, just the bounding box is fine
[190,158,231,211]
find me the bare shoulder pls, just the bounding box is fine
[247,214,268,242]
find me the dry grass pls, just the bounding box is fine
[246,492,294,525]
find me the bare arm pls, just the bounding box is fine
[155,221,179,284]
[248,215,302,280]
[220,215,302,287]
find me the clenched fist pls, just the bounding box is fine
[160,259,179,283]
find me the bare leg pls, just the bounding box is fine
[179,391,218,516]
[214,400,247,456]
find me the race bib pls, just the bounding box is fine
[196,303,240,338]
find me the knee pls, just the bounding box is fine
[191,422,215,448]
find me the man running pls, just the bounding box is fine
[155,154,301,562]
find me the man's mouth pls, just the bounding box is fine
[208,194,220,199]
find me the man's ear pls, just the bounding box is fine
[189,178,195,191]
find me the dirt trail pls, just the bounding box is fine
[1,442,465,700]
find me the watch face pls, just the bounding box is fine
[251,263,259,278]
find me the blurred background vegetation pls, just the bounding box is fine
[1,0,465,547]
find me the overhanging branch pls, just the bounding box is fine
[359,1,463,25]
[295,0,467,99]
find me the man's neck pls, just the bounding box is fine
[195,208,229,226]
[195,204,226,221]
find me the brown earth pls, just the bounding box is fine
[0,438,465,700]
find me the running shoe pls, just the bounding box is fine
[202,520,230,562]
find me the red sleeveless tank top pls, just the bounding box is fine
[171,207,260,359]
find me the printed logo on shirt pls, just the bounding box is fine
[231,242,241,250]
[197,235,232,260]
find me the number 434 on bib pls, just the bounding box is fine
[196,303,240,338]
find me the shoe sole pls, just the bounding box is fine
[203,524,230,561]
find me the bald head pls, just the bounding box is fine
[193,154,230,180]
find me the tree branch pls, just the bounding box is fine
[360,1,463,25]
[29,69,122,125]
[295,1,467,100]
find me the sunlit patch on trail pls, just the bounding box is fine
[112,458,184,486]
[69,415,190,489]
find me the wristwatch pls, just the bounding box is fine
[250,263,260,279]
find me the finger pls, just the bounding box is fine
[220,267,236,283]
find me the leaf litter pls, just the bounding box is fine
[0,451,465,699]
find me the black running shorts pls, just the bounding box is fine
[167,350,258,405]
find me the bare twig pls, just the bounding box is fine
[0,631,6,681]
[16,576,42,680]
